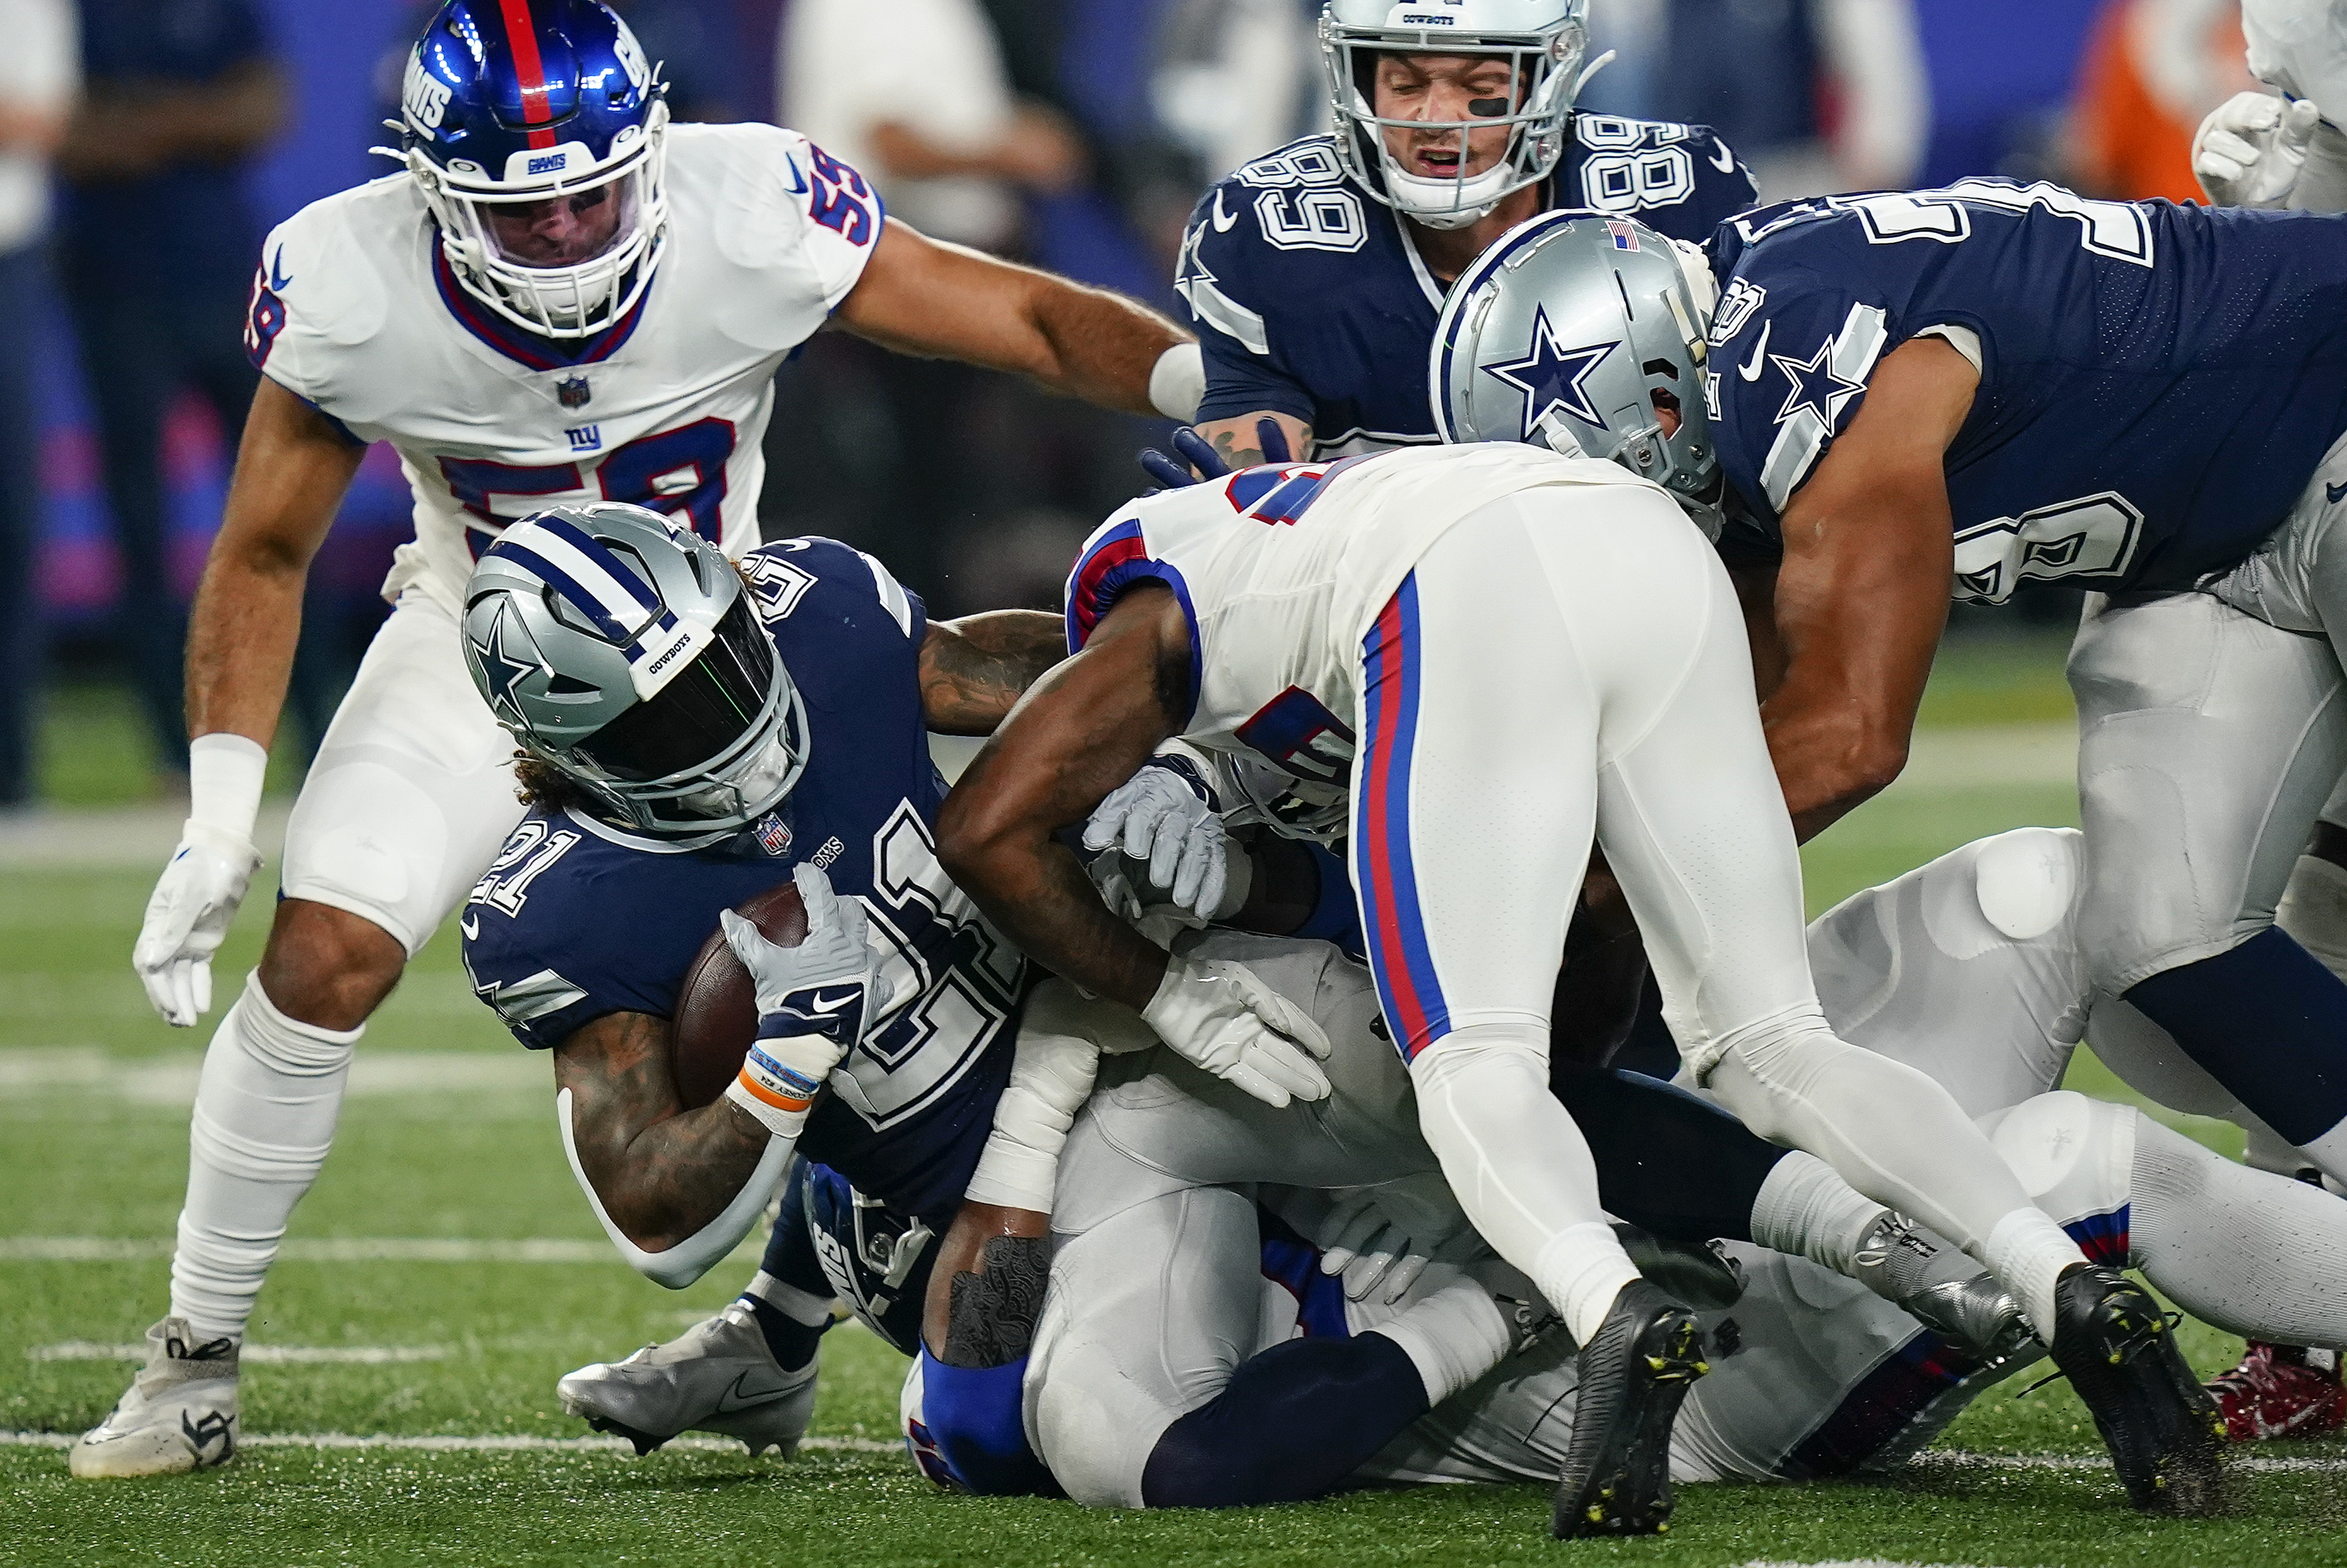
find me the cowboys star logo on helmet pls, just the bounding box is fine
[1477,305,1619,436]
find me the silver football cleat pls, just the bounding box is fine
[1853,1212,2035,1360]
[69,1317,241,1479]
[557,1302,818,1456]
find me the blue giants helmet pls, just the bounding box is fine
[395,0,670,338]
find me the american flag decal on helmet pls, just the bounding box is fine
[1607,220,1640,251]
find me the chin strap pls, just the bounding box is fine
[1572,49,1617,98]
[556,1087,795,1288]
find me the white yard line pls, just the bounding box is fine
[0,1429,900,1455]
[0,1237,610,1263]
[29,1343,448,1365]
[0,1048,542,1103]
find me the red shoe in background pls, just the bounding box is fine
[2206,1341,2346,1442]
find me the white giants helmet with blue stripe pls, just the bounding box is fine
[1432,210,1725,537]
[462,504,808,836]
[1320,0,1590,230]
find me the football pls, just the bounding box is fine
[669,877,809,1109]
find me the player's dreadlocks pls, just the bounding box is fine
[512,751,600,814]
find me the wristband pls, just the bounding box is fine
[188,732,268,843]
[1149,342,1205,422]
[725,1039,829,1139]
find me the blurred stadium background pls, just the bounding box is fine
[1,0,2258,809]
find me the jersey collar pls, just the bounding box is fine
[431,243,653,373]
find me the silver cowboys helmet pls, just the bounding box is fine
[1319,0,1591,230]
[1432,209,1725,535]
[462,503,808,836]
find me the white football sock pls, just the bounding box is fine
[170,971,360,1343]
[1365,1276,1512,1407]
[743,1268,835,1327]
[1535,1222,1645,1350]
[1746,1150,1887,1278]
[2130,1112,2347,1349]
[1983,1207,2081,1344]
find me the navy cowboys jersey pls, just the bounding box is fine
[460,538,1025,1223]
[1704,182,2347,599]
[1179,121,1756,457]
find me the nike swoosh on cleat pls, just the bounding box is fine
[1212,189,1237,232]
[1737,321,1772,381]
[2327,479,2347,505]
[713,1370,795,1413]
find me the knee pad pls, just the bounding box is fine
[281,760,455,954]
[1982,1091,2136,1262]
[1970,826,2081,942]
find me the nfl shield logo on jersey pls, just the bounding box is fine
[754,814,793,858]
[556,374,592,409]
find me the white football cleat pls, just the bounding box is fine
[557,1302,818,1456]
[69,1317,240,1479]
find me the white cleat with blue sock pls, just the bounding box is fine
[69,1317,241,1479]
[557,1302,817,1456]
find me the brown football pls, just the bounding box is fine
[670,878,809,1109]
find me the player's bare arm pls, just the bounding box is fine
[552,1010,773,1249]
[917,609,1066,735]
[837,218,1191,417]
[1761,336,1976,840]
[184,377,367,747]
[937,582,1192,1009]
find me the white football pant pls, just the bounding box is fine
[169,588,524,1340]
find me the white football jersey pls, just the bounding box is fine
[247,122,880,610]
[1064,442,1675,838]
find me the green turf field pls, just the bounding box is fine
[7,639,2344,1566]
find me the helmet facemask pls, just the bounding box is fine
[1319,4,1588,230]
[464,505,812,840]
[406,99,670,340]
[547,593,809,835]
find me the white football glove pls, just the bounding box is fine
[1083,751,1244,924]
[1141,954,1333,1108]
[1312,1175,1478,1304]
[718,863,876,1139]
[2194,91,2320,207]
[133,822,263,1028]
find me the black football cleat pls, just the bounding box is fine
[1552,1280,1709,1540]
[2048,1265,2227,1516]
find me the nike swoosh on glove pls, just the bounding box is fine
[720,862,878,1049]
[133,822,264,1027]
[1140,954,1334,1108]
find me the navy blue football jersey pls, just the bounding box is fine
[1179,121,1756,456]
[461,537,1026,1223]
[1704,181,2347,598]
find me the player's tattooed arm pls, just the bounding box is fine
[552,1010,773,1250]
[836,218,1189,416]
[938,581,1192,1009]
[1763,336,1976,841]
[1194,411,1312,472]
[918,609,1066,735]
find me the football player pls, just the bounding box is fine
[1437,187,2347,1263]
[84,0,1201,1480]
[934,221,2225,1531]
[1174,0,1756,472]
[461,501,1061,1455]
[921,830,2347,1505]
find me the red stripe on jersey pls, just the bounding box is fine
[497,0,560,150]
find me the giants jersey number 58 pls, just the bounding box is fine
[246,122,882,609]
